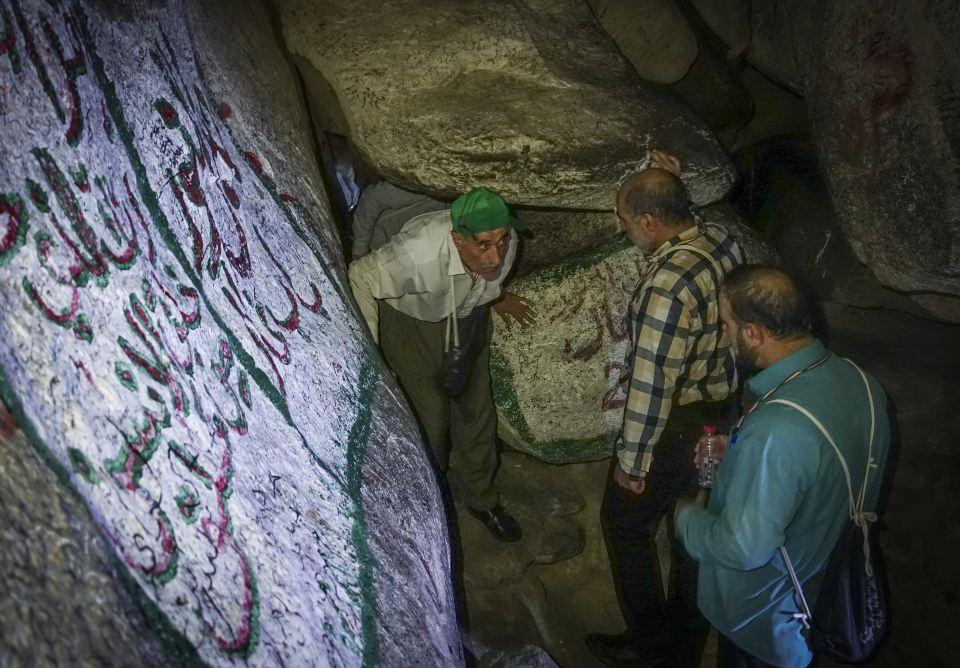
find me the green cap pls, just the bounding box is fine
[450,187,526,235]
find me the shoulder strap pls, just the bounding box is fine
[844,359,878,515]
[770,360,879,580]
[768,398,857,518]
[663,242,725,283]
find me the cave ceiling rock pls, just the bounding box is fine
[515,208,620,273]
[281,0,736,210]
[690,0,812,93]
[588,0,754,142]
[492,206,776,464]
[664,24,754,144]
[0,0,459,664]
[585,0,698,84]
[693,0,960,317]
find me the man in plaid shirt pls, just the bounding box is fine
[587,151,744,667]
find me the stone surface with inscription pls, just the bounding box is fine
[491,240,645,463]
[0,0,459,664]
[492,208,775,463]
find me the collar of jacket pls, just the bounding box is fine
[746,339,829,397]
[445,231,468,277]
[649,220,706,259]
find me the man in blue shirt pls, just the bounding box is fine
[676,265,890,668]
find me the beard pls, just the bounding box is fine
[731,330,760,373]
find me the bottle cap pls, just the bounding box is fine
[703,425,718,435]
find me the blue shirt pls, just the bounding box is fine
[676,340,890,668]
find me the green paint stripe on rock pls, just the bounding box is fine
[490,344,616,463]
[0,364,204,666]
[345,356,381,666]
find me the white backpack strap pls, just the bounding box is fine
[768,398,857,518]
[844,359,878,516]
[769,366,880,577]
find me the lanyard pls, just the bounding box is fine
[731,352,831,439]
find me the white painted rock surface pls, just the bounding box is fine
[493,213,772,463]
[492,240,646,463]
[0,0,459,665]
[281,0,736,210]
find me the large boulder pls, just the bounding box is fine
[689,0,813,93]
[492,239,644,463]
[517,202,774,275]
[515,209,621,273]
[666,29,753,145]
[692,0,960,318]
[807,0,960,308]
[585,0,698,84]
[0,0,459,664]
[281,0,736,210]
[0,414,168,665]
[492,211,774,463]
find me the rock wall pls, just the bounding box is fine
[1,409,168,665]
[281,0,736,210]
[808,0,960,301]
[585,0,698,84]
[0,0,459,664]
[692,0,960,318]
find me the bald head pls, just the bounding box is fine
[618,168,692,227]
[721,265,816,341]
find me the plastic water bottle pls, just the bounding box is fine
[698,425,718,489]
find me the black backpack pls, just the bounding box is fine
[809,511,888,660]
[773,359,890,662]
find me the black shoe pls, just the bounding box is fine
[585,632,674,667]
[467,504,522,542]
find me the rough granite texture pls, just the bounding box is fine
[690,0,811,93]
[281,0,736,210]
[517,201,774,274]
[0,415,168,665]
[807,0,960,307]
[0,0,459,665]
[492,209,774,463]
[693,0,960,318]
[491,239,646,463]
[585,0,698,85]
[666,0,754,142]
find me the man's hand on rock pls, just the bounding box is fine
[649,149,682,178]
[492,291,536,330]
[614,464,646,495]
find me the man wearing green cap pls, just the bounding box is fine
[348,186,532,542]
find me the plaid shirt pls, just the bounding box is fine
[617,221,744,477]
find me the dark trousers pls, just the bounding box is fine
[379,303,498,511]
[601,401,724,666]
[719,635,779,668]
